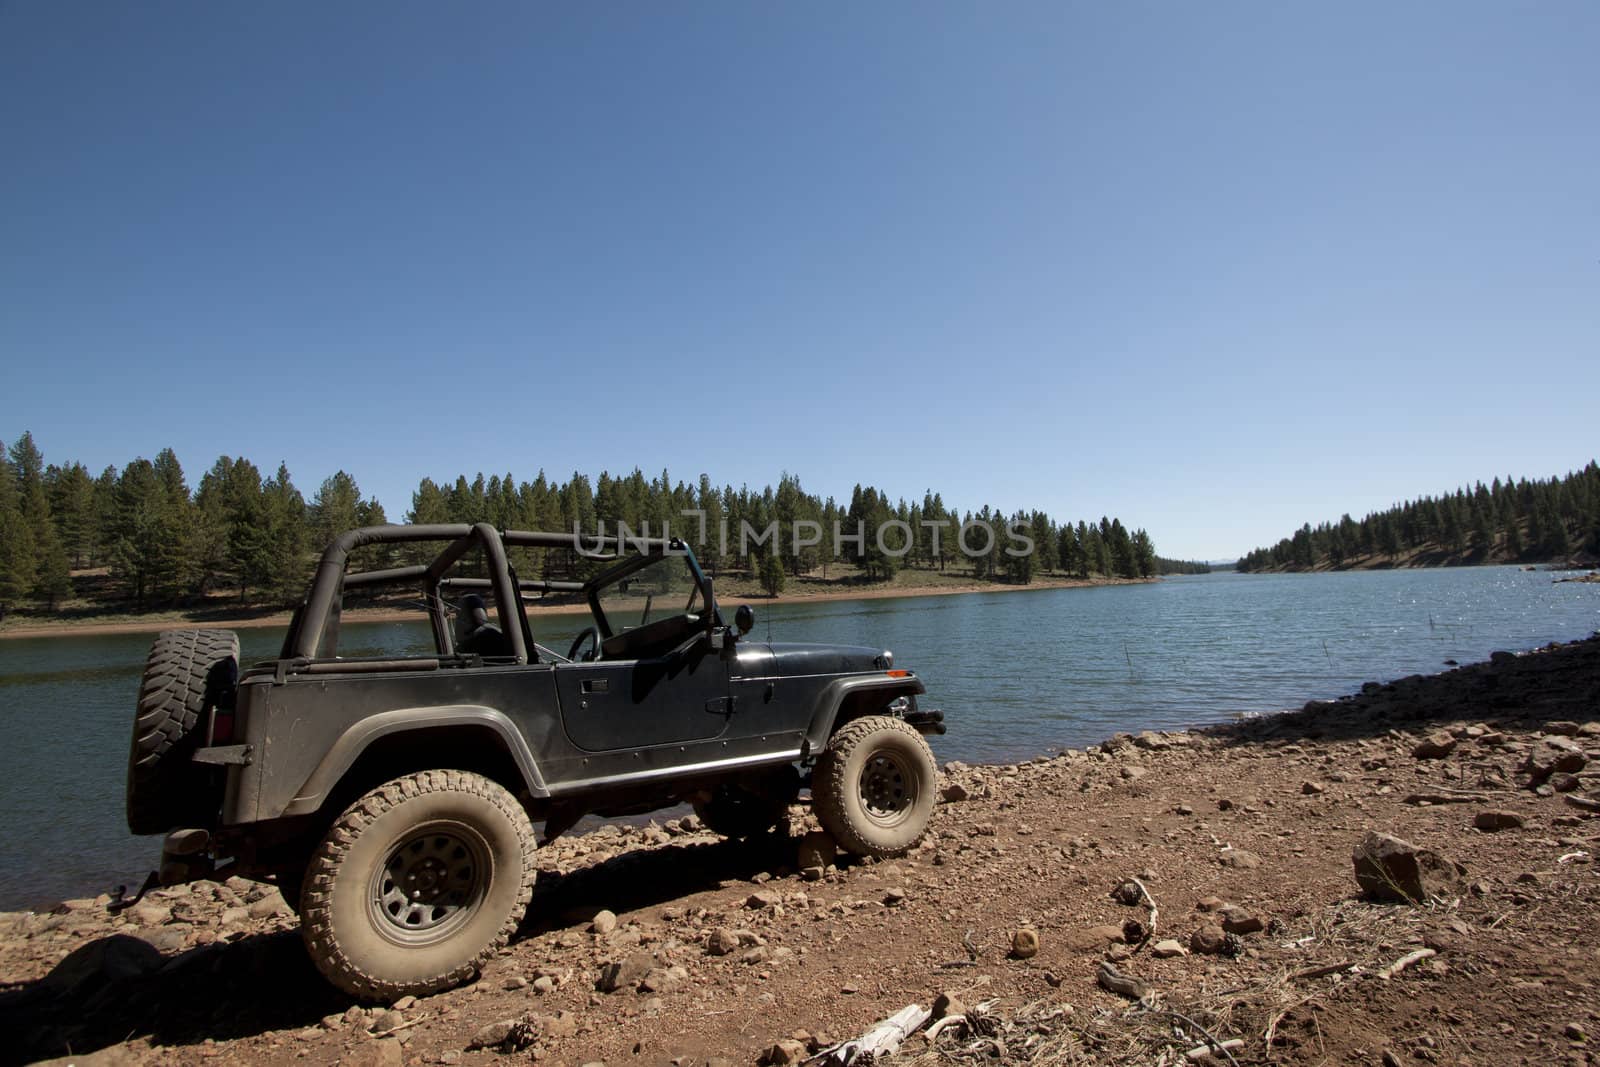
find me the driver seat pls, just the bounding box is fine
[455,594,514,658]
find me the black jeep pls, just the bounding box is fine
[125,524,944,998]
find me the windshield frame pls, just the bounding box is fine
[582,540,716,640]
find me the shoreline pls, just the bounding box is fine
[0,574,1152,641]
[1,637,1595,1064]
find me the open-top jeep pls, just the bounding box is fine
[125,524,944,998]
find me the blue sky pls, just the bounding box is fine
[2,3,1595,561]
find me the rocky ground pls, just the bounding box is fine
[3,636,1599,1067]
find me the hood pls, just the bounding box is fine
[757,642,894,677]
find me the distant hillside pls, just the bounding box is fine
[1237,463,1600,573]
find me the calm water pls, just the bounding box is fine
[1,567,1595,910]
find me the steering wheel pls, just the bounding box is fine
[568,626,601,662]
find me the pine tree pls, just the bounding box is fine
[0,453,37,620]
[10,433,71,608]
[263,463,308,605]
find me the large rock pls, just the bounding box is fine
[796,830,837,870]
[41,935,164,997]
[1352,832,1465,903]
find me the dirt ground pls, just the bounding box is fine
[0,572,1144,640]
[2,636,1598,1067]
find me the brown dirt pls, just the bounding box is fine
[3,638,1599,1066]
[0,574,1146,641]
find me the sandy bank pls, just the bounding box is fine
[2,636,1597,1065]
[0,575,1147,641]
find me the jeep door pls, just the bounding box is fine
[553,636,732,751]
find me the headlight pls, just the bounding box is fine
[882,649,894,668]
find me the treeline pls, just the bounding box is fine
[1237,462,1600,573]
[0,430,1197,619]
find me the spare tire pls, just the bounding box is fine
[126,629,239,835]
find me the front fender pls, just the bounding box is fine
[276,705,550,818]
[802,675,926,758]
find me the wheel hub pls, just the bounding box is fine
[860,751,914,823]
[371,828,486,941]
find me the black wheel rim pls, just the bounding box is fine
[859,749,916,826]
[369,822,490,945]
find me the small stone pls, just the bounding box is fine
[1088,924,1125,945]
[940,782,971,802]
[1190,927,1228,955]
[1473,811,1525,832]
[533,974,556,994]
[746,890,782,910]
[1174,803,1194,816]
[391,996,417,1011]
[707,927,740,956]
[369,1009,406,1034]
[129,904,172,927]
[597,952,655,994]
[439,1052,462,1066]
[1302,781,1326,795]
[1549,773,1581,792]
[344,1042,404,1067]
[1352,831,1465,903]
[590,909,618,934]
[503,975,528,990]
[1119,765,1147,781]
[762,1039,809,1065]
[1218,849,1260,869]
[1195,896,1226,912]
[1218,905,1264,935]
[1110,880,1143,906]
[1412,732,1457,760]
[800,866,824,882]
[1216,798,1234,811]
[1010,928,1040,959]
[466,1020,519,1050]
[1565,1022,1587,1042]
[247,895,288,920]
[883,887,908,907]
[639,967,681,993]
[1151,939,1186,958]
[932,991,966,1019]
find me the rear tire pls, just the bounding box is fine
[300,770,536,1001]
[126,629,238,835]
[812,715,936,858]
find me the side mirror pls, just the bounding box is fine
[735,604,755,635]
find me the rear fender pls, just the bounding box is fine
[276,706,549,818]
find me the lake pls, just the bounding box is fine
[1,566,1595,910]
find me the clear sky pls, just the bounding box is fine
[2,3,1595,561]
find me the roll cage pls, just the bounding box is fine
[277,523,720,667]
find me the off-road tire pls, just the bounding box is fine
[300,770,536,1001]
[812,715,936,858]
[694,781,792,840]
[126,629,239,835]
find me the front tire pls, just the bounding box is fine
[812,715,937,858]
[300,770,536,1000]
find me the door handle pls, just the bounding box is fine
[704,696,739,715]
